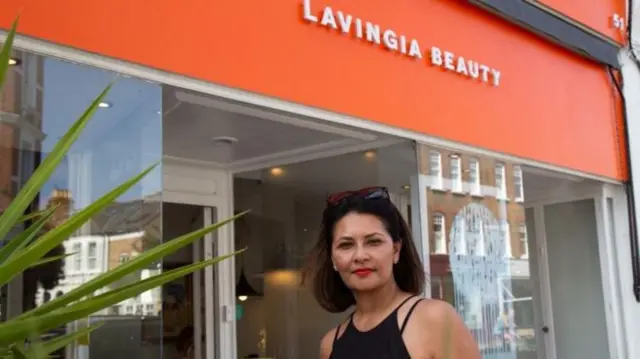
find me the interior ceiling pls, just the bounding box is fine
[162,87,394,171]
[160,86,589,196]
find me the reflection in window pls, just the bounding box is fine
[87,242,97,269]
[454,216,467,255]
[469,158,480,195]
[501,220,512,258]
[2,47,162,357]
[450,155,462,192]
[514,165,524,202]
[430,151,443,189]
[519,224,529,259]
[467,218,485,256]
[433,213,446,254]
[495,163,507,199]
[73,243,82,270]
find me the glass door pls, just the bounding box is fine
[161,203,219,359]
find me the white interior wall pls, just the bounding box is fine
[542,199,609,359]
[233,179,345,359]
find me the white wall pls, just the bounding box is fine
[543,199,609,359]
[619,6,640,357]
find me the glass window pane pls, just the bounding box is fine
[0,48,162,357]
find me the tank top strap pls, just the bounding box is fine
[332,311,355,347]
[393,295,416,313]
[400,298,425,334]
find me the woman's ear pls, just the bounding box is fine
[393,241,402,264]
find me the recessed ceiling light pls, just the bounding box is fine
[98,101,112,108]
[364,151,376,159]
[270,167,284,176]
[8,58,20,66]
[211,136,239,145]
[402,185,410,190]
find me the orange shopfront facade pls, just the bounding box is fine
[0,1,633,359]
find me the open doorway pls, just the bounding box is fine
[161,202,216,359]
[232,142,419,359]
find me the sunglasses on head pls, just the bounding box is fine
[326,186,390,207]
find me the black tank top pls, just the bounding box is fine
[329,296,424,359]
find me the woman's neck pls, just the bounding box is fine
[353,282,402,315]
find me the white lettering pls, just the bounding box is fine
[479,64,490,83]
[301,2,501,85]
[456,57,468,76]
[409,40,422,59]
[337,11,352,33]
[468,61,479,79]
[491,69,501,86]
[399,36,407,54]
[320,7,338,29]
[365,22,381,44]
[431,47,443,66]
[444,51,455,71]
[303,0,318,22]
[383,30,398,51]
[355,18,363,38]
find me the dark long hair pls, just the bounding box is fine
[302,195,425,312]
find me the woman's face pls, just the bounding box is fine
[331,212,401,292]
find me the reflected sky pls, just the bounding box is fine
[40,58,162,207]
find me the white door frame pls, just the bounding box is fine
[163,157,236,359]
[524,181,623,359]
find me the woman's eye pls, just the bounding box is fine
[337,242,352,249]
[367,239,382,245]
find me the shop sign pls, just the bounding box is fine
[302,0,502,87]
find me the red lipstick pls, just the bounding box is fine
[353,269,373,277]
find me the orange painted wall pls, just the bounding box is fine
[537,0,627,43]
[0,0,626,180]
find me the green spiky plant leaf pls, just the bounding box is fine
[0,17,245,358]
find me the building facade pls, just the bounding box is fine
[0,1,637,359]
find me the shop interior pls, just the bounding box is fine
[157,85,610,359]
[160,86,419,359]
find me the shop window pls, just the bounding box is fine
[468,218,485,257]
[5,48,163,357]
[429,151,443,189]
[453,216,467,255]
[72,242,82,271]
[495,163,507,199]
[450,155,462,193]
[433,213,446,254]
[519,224,529,259]
[514,165,524,202]
[417,143,611,358]
[468,157,481,195]
[501,220,512,258]
[87,242,97,269]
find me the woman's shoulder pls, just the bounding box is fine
[401,298,461,334]
[320,317,350,359]
[403,298,482,359]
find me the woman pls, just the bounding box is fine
[304,187,481,359]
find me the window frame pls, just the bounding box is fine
[495,163,507,200]
[429,151,443,189]
[450,155,463,193]
[469,157,481,195]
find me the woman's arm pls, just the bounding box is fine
[407,300,482,359]
[437,302,481,359]
[320,328,337,359]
